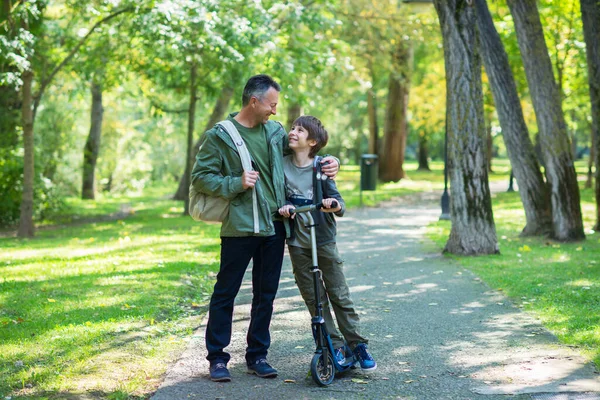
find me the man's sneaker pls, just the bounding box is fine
[209,362,231,382]
[247,358,278,378]
[335,347,346,365]
[353,343,377,371]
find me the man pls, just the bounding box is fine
[191,74,339,382]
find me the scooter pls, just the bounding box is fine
[291,201,356,386]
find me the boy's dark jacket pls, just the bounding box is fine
[287,156,345,247]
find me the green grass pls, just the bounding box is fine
[0,157,595,397]
[427,184,600,368]
[0,189,222,398]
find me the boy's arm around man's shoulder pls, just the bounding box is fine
[190,130,245,200]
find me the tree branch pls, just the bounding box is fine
[33,6,134,114]
[0,0,24,29]
[150,99,188,114]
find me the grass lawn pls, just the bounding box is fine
[427,183,600,368]
[1,158,596,398]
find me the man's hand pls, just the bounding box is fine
[321,156,339,179]
[321,198,341,213]
[278,204,296,219]
[242,170,259,189]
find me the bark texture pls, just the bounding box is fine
[17,70,35,238]
[507,0,585,241]
[580,0,600,231]
[173,85,233,200]
[434,0,498,255]
[82,81,103,200]
[380,40,411,182]
[475,0,553,237]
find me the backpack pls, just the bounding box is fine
[189,120,259,233]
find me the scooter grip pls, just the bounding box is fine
[321,200,339,209]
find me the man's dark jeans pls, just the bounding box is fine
[205,221,285,366]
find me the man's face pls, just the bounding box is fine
[251,87,279,125]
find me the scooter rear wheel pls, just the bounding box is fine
[311,352,335,386]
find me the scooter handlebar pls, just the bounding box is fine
[290,200,339,215]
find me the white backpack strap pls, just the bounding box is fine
[217,120,260,234]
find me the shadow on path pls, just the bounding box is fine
[152,190,599,400]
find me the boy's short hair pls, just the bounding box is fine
[293,115,328,158]
[242,74,281,106]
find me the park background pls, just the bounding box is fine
[1,0,599,398]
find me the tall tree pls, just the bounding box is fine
[82,79,103,199]
[507,0,585,241]
[580,0,600,231]
[474,0,553,237]
[381,39,411,182]
[7,1,133,237]
[433,0,498,255]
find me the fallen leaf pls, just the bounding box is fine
[404,380,414,384]
[385,335,394,338]
[284,379,296,383]
[47,299,56,303]
[352,378,368,384]
[191,302,201,308]
[294,346,304,349]
[398,361,409,365]
[518,245,531,252]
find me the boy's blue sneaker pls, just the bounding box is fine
[353,343,377,371]
[209,362,231,382]
[247,358,278,378]
[335,347,346,365]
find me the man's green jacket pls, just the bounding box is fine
[191,113,289,237]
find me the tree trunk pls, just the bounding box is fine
[434,0,498,255]
[286,102,302,133]
[486,120,493,172]
[417,133,430,170]
[17,69,35,238]
[474,0,552,237]
[367,88,379,155]
[581,0,600,231]
[173,85,233,200]
[586,132,595,189]
[182,63,197,216]
[507,0,585,241]
[380,40,411,182]
[82,81,103,200]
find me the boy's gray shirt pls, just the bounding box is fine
[282,155,345,248]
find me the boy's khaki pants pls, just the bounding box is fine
[288,243,368,350]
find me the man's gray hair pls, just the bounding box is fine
[242,74,281,106]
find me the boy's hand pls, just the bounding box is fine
[321,198,341,213]
[321,156,339,179]
[278,204,296,219]
[242,170,259,189]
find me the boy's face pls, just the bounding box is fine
[288,125,316,153]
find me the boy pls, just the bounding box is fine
[278,115,377,371]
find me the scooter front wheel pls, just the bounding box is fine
[311,352,335,386]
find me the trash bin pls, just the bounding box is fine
[360,154,378,191]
